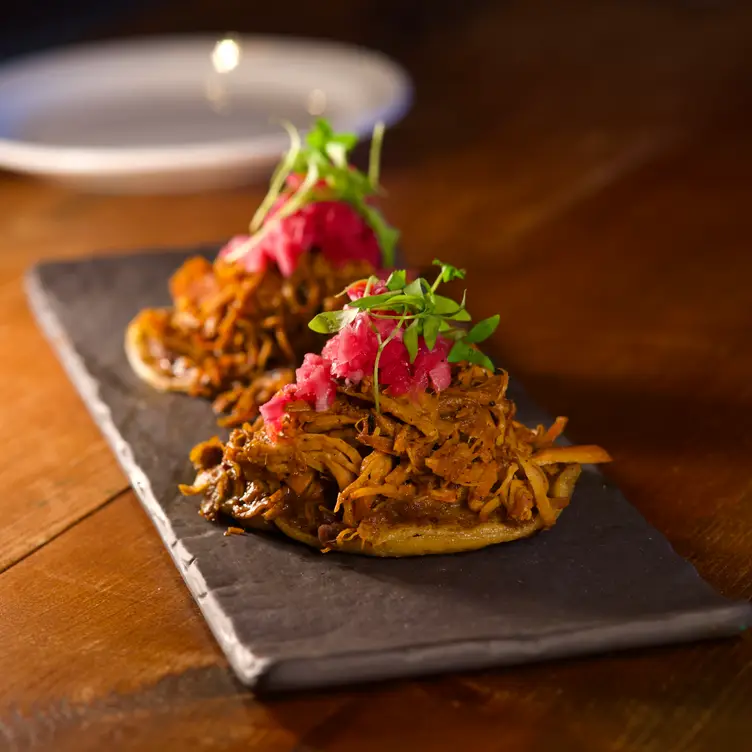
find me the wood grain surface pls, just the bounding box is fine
[2,1,751,749]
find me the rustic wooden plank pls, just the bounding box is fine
[450,637,752,752]
[468,112,752,601]
[0,2,750,276]
[0,283,127,572]
[1,0,751,747]
[3,0,750,576]
[30,248,750,692]
[274,109,752,752]
[0,664,351,752]
[0,493,347,750]
[0,170,273,573]
[110,0,752,264]
[6,126,752,747]
[2,493,745,752]
[0,481,748,752]
[0,181,257,269]
[291,645,752,752]
[423,101,752,752]
[0,492,223,708]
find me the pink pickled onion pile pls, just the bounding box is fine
[218,175,381,277]
[260,279,452,436]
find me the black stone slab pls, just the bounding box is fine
[26,249,752,693]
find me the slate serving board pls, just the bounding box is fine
[26,248,752,693]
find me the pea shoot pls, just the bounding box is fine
[224,118,399,267]
[309,260,500,409]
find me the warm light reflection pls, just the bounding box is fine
[307,89,327,116]
[211,37,241,74]
[205,78,230,113]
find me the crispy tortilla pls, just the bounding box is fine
[124,254,374,424]
[125,309,193,392]
[274,513,549,557]
[181,365,609,557]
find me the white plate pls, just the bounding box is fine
[0,35,412,193]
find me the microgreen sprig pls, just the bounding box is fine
[309,260,500,408]
[224,118,399,267]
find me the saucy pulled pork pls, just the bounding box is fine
[127,253,376,426]
[180,363,611,556]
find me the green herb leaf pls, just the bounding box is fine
[321,132,358,168]
[403,279,425,297]
[248,120,301,233]
[447,341,495,371]
[363,275,380,297]
[352,293,426,313]
[447,340,472,363]
[306,118,335,151]
[464,314,500,344]
[432,295,462,315]
[386,269,407,291]
[357,203,399,267]
[465,349,495,371]
[325,142,349,168]
[308,307,359,334]
[403,319,420,362]
[239,117,399,269]
[432,259,467,283]
[347,291,401,310]
[429,295,472,321]
[312,261,500,406]
[333,132,358,150]
[423,316,441,351]
[368,122,385,188]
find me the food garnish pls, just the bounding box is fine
[257,261,498,433]
[125,118,395,426]
[181,268,611,557]
[219,118,399,273]
[309,259,499,410]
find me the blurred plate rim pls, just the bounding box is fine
[0,34,412,180]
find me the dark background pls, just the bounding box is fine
[0,0,729,61]
[1,0,391,58]
[0,0,153,59]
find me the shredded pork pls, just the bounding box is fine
[128,253,375,426]
[181,364,611,553]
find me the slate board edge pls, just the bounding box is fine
[25,260,752,692]
[25,268,271,688]
[263,601,751,691]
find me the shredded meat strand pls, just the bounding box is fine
[180,364,612,552]
[130,252,375,426]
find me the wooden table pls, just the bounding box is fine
[1,2,751,749]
